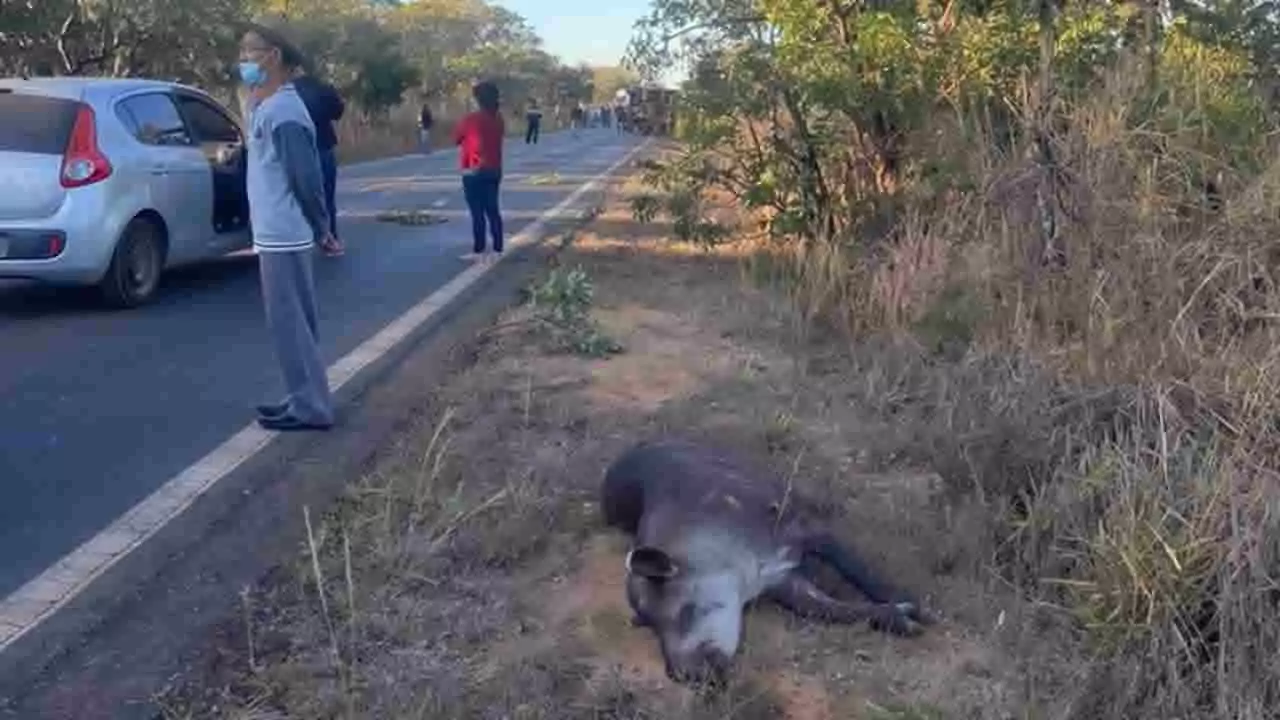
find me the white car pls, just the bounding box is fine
[0,77,253,307]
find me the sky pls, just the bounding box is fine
[492,0,677,82]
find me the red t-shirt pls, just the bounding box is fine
[452,110,505,171]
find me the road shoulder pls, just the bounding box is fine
[154,178,1019,720]
[0,214,605,718]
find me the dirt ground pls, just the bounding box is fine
[160,180,1026,720]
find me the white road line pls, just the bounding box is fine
[0,137,651,654]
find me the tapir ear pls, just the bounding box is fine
[626,546,680,580]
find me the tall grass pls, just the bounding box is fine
[335,100,576,165]
[771,53,1280,718]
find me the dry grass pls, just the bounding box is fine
[158,181,1023,719]
[335,102,574,165]
[748,59,1280,718]
[158,48,1280,715]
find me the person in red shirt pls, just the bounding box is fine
[452,81,506,260]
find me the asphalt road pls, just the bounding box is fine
[0,128,642,599]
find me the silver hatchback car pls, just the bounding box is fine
[0,77,252,307]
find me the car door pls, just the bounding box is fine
[173,91,251,252]
[114,91,212,265]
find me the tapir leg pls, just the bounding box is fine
[800,533,933,625]
[763,573,921,636]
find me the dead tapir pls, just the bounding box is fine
[602,439,930,684]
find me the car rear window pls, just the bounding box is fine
[0,91,81,155]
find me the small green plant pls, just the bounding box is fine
[528,266,623,357]
[630,193,663,224]
[630,187,732,247]
[629,157,734,247]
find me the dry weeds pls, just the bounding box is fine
[176,51,1280,720]
[335,104,575,165]
[734,57,1280,719]
[159,182,1024,719]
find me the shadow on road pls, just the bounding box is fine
[0,253,260,319]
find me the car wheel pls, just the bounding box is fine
[100,217,164,308]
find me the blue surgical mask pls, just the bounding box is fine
[238,61,266,87]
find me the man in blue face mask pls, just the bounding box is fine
[237,24,336,432]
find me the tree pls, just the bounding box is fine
[590,65,640,103]
[0,0,593,120]
[0,0,251,86]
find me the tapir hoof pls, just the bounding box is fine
[871,604,924,637]
[909,605,939,626]
[893,600,938,626]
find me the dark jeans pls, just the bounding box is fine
[462,169,503,253]
[318,147,338,236]
[525,117,541,144]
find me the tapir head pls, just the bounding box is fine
[624,545,743,686]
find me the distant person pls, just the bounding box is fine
[419,102,434,154]
[525,99,542,144]
[237,24,335,432]
[291,65,345,257]
[570,103,585,137]
[452,81,505,261]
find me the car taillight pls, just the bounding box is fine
[60,104,112,189]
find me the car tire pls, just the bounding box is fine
[100,217,165,308]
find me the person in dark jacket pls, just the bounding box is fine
[419,102,434,153]
[524,99,542,144]
[291,67,345,256]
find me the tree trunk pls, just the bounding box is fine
[1034,0,1062,267]
[780,87,835,243]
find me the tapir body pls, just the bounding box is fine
[602,439,928,683]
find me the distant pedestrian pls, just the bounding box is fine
[291,65,345,257]
[570,103,585,137]
[452,81,505,261]
[525,99,542,144]
[419,102,434,153]
[238,24,335,432]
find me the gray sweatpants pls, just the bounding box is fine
[259,249,334,425]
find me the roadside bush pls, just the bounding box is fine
[527,267,623,358]
[629,0,1280,714]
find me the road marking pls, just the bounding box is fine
[0,137,651,655]
[432,198,446,208]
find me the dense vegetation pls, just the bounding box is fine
[628,0,1280,716]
